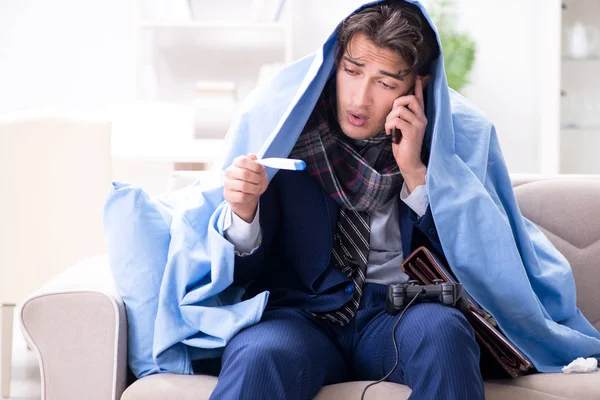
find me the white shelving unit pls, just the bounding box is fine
[135,0,293,104]
[132,0,294,140]
[559,0,600,173]
[513,0,600,174]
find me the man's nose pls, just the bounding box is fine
[353,79,372,108]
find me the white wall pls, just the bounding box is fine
[290,0,366,59]
[0,0,549,173]
[451,0,542,173]
[0,0,135,113]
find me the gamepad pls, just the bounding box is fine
[385,279,468,315]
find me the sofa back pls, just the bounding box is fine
[512,174,600,331]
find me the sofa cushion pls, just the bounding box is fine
[121,374,216,400]
[513,177,600,331]
[488,372,600,400]
[122,372,600,399]
[118,374,419,400]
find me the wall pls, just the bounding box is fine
[448,0,542,173]
[0,0,135,112]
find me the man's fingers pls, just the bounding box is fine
[415,76,425,107]
[224,178,262,195]
[385,118,411,137]
[225,154,268,209]
[387,105,420,126]
[233,155,265,174]
[226,165,263,185]
[392,95,423,117]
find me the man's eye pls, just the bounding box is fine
[381,81,396,90]
[345,68,358,76]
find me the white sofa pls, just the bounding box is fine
[19,173,600,400]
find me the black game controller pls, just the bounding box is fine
[385,279,468,315]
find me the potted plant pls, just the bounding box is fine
[429,0,476,92]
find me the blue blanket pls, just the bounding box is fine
[104,0,600,378]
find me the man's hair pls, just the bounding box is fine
[335,1,440,77]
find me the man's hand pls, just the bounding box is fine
[224,154,269,223]
[385,76,428,192]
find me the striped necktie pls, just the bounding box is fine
[312,208,370,326]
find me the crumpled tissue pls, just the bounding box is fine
[562,357,598,374]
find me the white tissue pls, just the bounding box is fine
[562,357,598,374]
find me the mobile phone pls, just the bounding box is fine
[392,127,401,144]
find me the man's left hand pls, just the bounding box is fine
[385,76,428,192]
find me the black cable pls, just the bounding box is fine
[360,290,425,400]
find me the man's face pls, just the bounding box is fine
[336,33,416,140]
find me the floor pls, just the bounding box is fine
[2,313,40,400]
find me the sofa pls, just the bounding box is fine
[19,173,600,400]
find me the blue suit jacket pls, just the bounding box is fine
[234,169,444,312]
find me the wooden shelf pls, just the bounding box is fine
[134,1,294,115]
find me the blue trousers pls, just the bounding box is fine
[205,283,484,400]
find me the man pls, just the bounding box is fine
[103,0,600,394]
[215,1,484,398]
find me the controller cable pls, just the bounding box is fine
[361,289,425,400]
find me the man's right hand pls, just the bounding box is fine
[224,154,269,223]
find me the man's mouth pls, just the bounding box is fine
[347,110,368,127]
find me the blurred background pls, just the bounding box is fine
[1,0,599,195]
[1,1,600,398]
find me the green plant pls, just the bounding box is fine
[428,0,476,92]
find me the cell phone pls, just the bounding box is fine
[392,127,402,144]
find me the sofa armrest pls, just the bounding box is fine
[19,254,128,400]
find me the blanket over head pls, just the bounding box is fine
[104,0,600,378]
